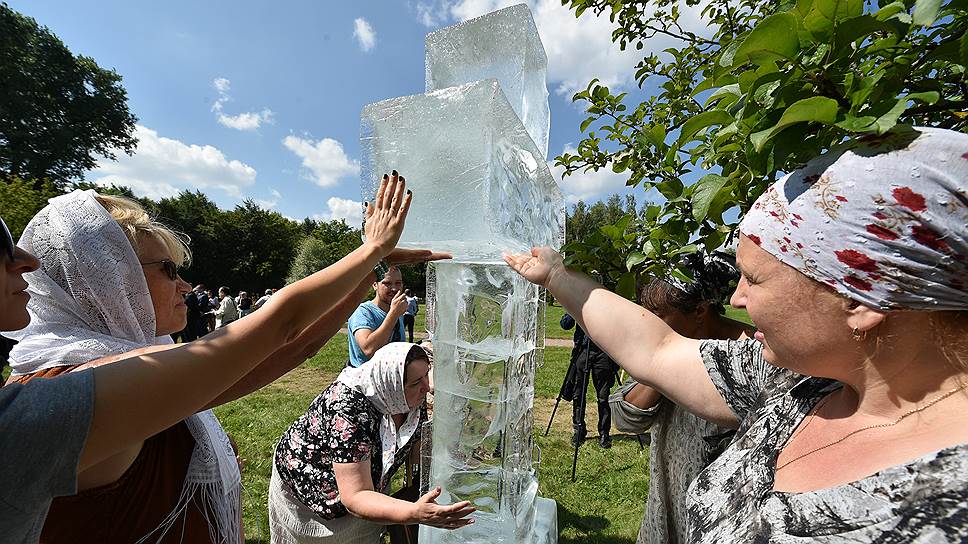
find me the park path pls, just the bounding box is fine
[337,328,573,348]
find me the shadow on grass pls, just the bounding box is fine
[557,502,635,544]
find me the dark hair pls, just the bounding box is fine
[639,252,739,315]
[0,217,14,260]
[405,345,430,367]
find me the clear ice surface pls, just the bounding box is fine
[425,3,550,158]
[421,262,543,543]
[360,79,564,262]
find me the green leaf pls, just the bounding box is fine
[616,272,637,300]
[912,0,942,26]
[801,0,864,39]
[960,29,968,66]
[874,1,907,21]
[732,13,801,67]
[676,111,734,148]
[673,244,699,256]
[750,96,840,151]
[626,252,646,271]
[691,174,729,222]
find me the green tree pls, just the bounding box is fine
[0,3,137,188]
[287,220,362,284]
[559,0,967,298]
[0,177,60,238]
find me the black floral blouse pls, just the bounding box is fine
[688,339,968,543]
[274,381,426,520]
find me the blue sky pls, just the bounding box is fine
[9,1,704,224]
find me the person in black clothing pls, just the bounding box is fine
[191,284,211,337]
[174,292,199,342]
[561,313,618,448]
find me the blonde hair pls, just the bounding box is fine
[94,193,192,266]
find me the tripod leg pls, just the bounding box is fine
[636,433,645,450]
[545,397,561,436]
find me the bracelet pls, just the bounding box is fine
[373,260,390,281]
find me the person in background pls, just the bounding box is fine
[214,286,238,328]
[270,343,474,543]
[191,284,210,337]
[610,252,752,544]
[403,289,419,343]
[237,291,253,318]
[347,265,407,367]
[560,312,618,448]
[252,288,273,312]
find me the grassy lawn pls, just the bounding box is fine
[215,334,648,543]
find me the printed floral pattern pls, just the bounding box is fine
[739,127,968,311]
[273,382,426,520]
[689,340,968,543]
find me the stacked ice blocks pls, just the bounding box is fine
[360,4,560,543]
[425,3,550,158]
[420,262,546,544]
[360,79,564,261]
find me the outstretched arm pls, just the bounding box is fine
[334,461,475,528]
[504,247,737,427]
[79,173,423,470]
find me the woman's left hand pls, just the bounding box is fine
[411,486,476,529]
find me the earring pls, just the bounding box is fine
[851,327,867,341]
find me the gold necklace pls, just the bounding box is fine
[776,383,968,471]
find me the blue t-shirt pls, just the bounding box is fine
[347,301,405,367]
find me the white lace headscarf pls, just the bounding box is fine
[335,342,429,481]
[8,190,241,544]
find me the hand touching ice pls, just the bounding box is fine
[502,247,565,288]
[412,486,476,530]
[363,171,412,258]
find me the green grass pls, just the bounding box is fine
[215,335,648,543]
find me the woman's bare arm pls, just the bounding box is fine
[79,173,416,470]
[504,247,737,427]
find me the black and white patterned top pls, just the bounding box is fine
[274,382,425,520]
[688,339,968,543]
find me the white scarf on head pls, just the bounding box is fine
[8,190,241,544]
[335,342,426,482]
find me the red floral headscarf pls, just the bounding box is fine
[740,126,968,311]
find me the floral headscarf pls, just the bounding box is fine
[740,126,968,311]
[336,342,430,479]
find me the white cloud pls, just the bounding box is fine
[89,125,257,200]
[550,145,629,202]
[353,18,376,52]
[282,135,360,188]
[313,196,364,226]
[253,188,283,209]
[421,0,707,96]
[211,77,274,131]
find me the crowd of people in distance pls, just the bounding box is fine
[172,285,279,342]
[2,127,968,544]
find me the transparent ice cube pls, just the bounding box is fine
[361,80,564,261]
[425,3,550,158]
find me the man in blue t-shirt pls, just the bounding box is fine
[347,266,407,367]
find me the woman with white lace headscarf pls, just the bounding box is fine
[7,173,449,544]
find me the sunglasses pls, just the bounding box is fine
[140,259,180,281]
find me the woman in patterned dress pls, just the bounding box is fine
[505,127,968,542]
[269,342,476,543]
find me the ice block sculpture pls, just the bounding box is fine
[359,4,560,543]
[420,262,550,544]
[360,79,564,262]
[425,3,550,158]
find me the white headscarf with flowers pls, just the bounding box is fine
[740,126,968,311]
[336,342,429,480]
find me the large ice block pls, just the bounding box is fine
[360,79,564,262]
[425,3,550,158]
[421,261,544,544]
